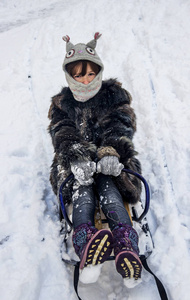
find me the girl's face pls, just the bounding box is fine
[72,62,96,85]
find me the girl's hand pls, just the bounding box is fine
[96,156,124,177]
[71,161,96,186]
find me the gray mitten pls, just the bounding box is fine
[71,160,96,186]
[96,156,124,177]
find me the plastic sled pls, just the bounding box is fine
[58,169,168,300]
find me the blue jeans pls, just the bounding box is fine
[72,174,132,230]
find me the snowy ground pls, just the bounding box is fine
[0,0,190,299]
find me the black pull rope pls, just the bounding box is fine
[74,263,82,300]
[73,257,169,300]
[140,255,169,300]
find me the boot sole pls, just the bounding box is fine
[80,229,113,270]
[115,250,142,280]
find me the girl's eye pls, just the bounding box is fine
[74,74,81,79]
[89,72,95,76]
[66,49,75,58]
[86,47,95,55]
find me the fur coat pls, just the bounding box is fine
[48,78,142,206]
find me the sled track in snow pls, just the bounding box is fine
[148,74,175,201]
[131,26,176,205]
[0,0,79,33]
[26,27,58,220]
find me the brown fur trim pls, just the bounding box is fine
[97,146,120,159]
[52,95,63,109]
[48,95,63,119]
[48,103,54,119]
[115,80,122,87]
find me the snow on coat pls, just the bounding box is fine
[48,78,142,206]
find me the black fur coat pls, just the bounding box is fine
[48,79,142,205]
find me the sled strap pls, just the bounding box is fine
[74,262,83,300]
[73,257,169,300]
[140,255,169,300]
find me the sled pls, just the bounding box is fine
[58,169,168,300]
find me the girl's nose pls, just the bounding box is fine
[82,75,89,85]
[83,80,89,85]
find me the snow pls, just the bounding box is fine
[0,0,190,299]
[79,264,102,284]
[123,277,142,289]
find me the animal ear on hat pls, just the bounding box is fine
[86,32,102,49]
[62,35,75,52]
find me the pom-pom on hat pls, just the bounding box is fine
[62,33,104,103]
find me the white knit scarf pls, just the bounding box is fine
[65,70,103,102]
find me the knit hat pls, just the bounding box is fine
[62,33,104,102]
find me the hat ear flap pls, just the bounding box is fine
[62,35,75,52]
[86,32,102,49]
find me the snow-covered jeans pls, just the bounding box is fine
[72,174,132,230]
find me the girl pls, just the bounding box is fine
[48,33,142,287]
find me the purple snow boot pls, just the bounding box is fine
[72,223,113,270]
[112,224,142,280]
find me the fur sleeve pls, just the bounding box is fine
[48,95,96,169]
[97,86,137,163]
